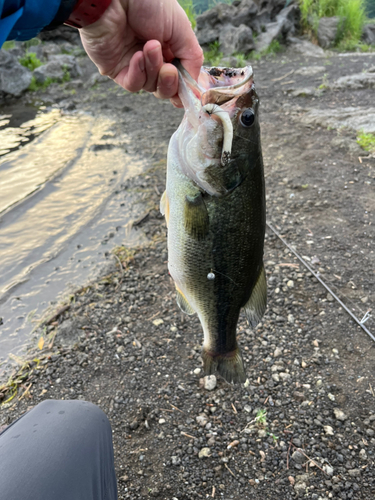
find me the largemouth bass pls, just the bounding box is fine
[160,63,266,383]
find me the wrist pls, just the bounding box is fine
[65,0,112,29]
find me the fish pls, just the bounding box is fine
[160,62,266,383]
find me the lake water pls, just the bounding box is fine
[0,105,146,373]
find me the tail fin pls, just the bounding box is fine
[202,347,246,384]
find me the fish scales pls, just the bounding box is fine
[161,63,267,383]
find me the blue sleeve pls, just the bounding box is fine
[0,0,61,47]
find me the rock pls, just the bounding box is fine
[255,21,284,52]
[288,37,325,57]
[274,347,282,357]
[171,456,181,466]
[294,66,326,76]
[0,50,32,96]
[323,464,334,476]
[348,468,361,477]
[276,4,300,37]
[290,88,316,97]
[196,3,236,31]
[204,375,217,391]
[48,55,82,78]
[196,27,219,47]
[219,24,255,56]
[198,447,211,458]
[301,106,375,134]
[362,23,375,45]
[333,72,375,90]
[193,368,201,375]
[33,54,81,84]
[279,372,291,381]
[153,318,164,326]
[232,0,258,28]
[85,73,109,88]
[38,25,80,44]
[294,482,307,495]
[158,418,166,424]
[317,17,341,48]
[292,450,305,464]
[324,425,334,435]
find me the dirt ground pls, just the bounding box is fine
[1,48,375,500]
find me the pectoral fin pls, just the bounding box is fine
[243,265,267,328]
[184,193,209,240]
[160,190,170,227]
[176,287,195,315]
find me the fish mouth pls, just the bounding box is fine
[174,61,254,167]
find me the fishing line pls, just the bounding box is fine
[266,221,375,343]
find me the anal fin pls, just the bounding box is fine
[176,287,195,315]
[243,264,267,328]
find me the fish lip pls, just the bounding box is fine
[176,62,254,117]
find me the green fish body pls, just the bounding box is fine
[161,65,266,383]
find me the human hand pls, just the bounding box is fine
[79,0,203,106]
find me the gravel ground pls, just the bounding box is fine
[1,47,375,500]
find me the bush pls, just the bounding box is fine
[178,0,196,29]
[19,52,42,71]
[299,0,367,46]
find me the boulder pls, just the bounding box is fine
[288,37,325,57]
[333,72,375,90]
[232,0,259,27]
[196,3,236,31]
[362,23,375,45]
[255,19,286,52]
[317,16,341,48]
[0,50,32,96]
[276,4,300,37]
[48,55,82,78]
[196,27,219,47]
[33,54,82,83]
[219,24,255,55]
[38,25,80,44]
[33,61,66,83]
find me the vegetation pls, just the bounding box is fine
[299,0,368,47]
[357,131,375,152]
[23,37,40,49]
[19,52,42,71]
[28,67,70,92]
[178,0,196,29]
[203,40,223,66]
[2,40,15,50]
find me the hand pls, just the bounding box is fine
[79,0,203,106]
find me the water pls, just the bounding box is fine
[0,106,147,371]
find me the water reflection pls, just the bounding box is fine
[0,108,147,372]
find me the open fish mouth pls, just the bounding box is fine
[173,61,255,172]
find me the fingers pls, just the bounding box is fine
[154,63,178,100]
[115,51,146,92]
[143,40,163,92]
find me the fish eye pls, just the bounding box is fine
[240,108,255,127]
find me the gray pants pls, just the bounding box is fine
[0,399,118,500]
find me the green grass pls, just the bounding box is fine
[251,39,283,61]
[28,68,70,92]
[256,409,267,427]
[19,52,42,71]
[233,53,248,67]
[178,0,196,29]
[204,40,223,66]
[2,40,15,50]
[23,38,40,49]
[357,131,375,152]
[299,0,368,48]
